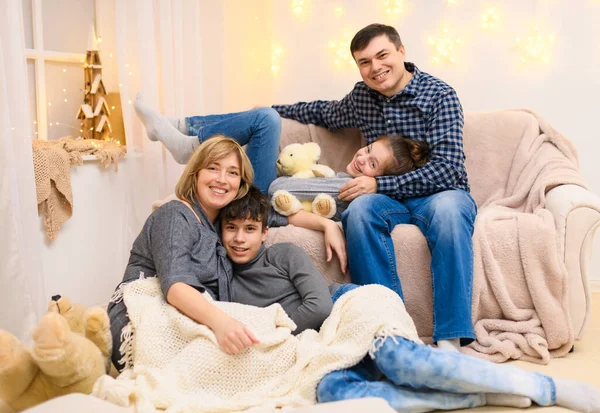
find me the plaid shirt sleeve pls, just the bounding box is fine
[272,92,358,130]
[376,90,467,199]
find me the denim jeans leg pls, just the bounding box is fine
[341,195,411,298]
[317,357,486,412]
[185,108,281,194]
[330,283,361,304]
[373,336,556,407]
[405,190,477,344]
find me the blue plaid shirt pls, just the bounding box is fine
[272,63,469,200]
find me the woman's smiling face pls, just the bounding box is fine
[195,152,241,220]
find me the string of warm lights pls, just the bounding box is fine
[287,0,567,66]
[383,0,404,16]
[428,28,461,64]
[292,0,304,14]
[481,8,499,29]
[516,25,554,64]
[271,47,282,72]
[329,33,354,68]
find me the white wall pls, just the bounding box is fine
[220,0,600,283]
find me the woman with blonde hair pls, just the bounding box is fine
[108,135,257,371]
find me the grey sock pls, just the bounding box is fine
[134,93,198,164]
[436,339,460,352]
[167,116,188,134]
[554,378,600,413]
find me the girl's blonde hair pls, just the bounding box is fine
[175,135,254,205]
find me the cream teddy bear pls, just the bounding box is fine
[272,142,338,219]
[0,295,112,412]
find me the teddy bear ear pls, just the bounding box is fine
[303,142,321,160]
[47,295,74,314]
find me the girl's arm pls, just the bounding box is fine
[288,210,347,273]
[167,282,259,354]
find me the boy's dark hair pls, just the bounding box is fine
[377,135,431,176]
[350,23,402,56]
[220,184,270,229]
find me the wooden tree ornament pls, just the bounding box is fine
[77,26,112,140]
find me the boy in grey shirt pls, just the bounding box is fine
[221,185,333,334]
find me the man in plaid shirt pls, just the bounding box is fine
[273,24,477,353]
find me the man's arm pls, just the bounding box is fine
[272,92,357,130]
[376,90,468,199]
[271,244,333,333]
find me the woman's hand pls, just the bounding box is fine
[323,220,347,273]
[166,282,260,354]
[212,313,260,355]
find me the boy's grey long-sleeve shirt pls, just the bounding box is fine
[230,243,333,333]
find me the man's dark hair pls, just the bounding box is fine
[220,184,270,229]
[350,23,402,56]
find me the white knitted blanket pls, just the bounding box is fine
[93,278,421,412]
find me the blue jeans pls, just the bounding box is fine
[317,337,556,412]
[341,190,477,344]
[186,108,281,194]
[320,284,556,412]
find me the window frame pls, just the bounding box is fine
[24,0,92,141]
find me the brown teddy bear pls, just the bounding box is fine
[0,295,112,412]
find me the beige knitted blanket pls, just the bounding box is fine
[93,278,422,412]
[462,109,586,364]
[32,137,125,241]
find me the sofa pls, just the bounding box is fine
[266,110,600,362]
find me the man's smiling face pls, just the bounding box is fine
[353,34,409,97]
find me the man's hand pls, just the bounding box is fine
[339,176,377,201]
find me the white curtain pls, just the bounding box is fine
[114,0,204,248]
[0,0,46,344]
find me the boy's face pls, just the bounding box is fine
[221,217,268,265]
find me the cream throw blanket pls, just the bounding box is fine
[462,109,586,364]
[93,278,422,412]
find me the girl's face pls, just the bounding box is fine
[195,152,241,221]
[346,141,395,177]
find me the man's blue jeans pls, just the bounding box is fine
[341,190,477,344]
[317,336,556,412]
[319,284,556,412]
[186,108,281,194]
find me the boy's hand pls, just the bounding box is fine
[339,176,377,201]
[213,314,260,355]
[323,220,347,273]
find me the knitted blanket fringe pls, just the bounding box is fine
[93,278,422,412]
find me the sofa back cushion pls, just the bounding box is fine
[280,110,540,207]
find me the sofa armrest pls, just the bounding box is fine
[545,184,600,339]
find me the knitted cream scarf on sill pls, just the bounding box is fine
[93,278,421,412]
